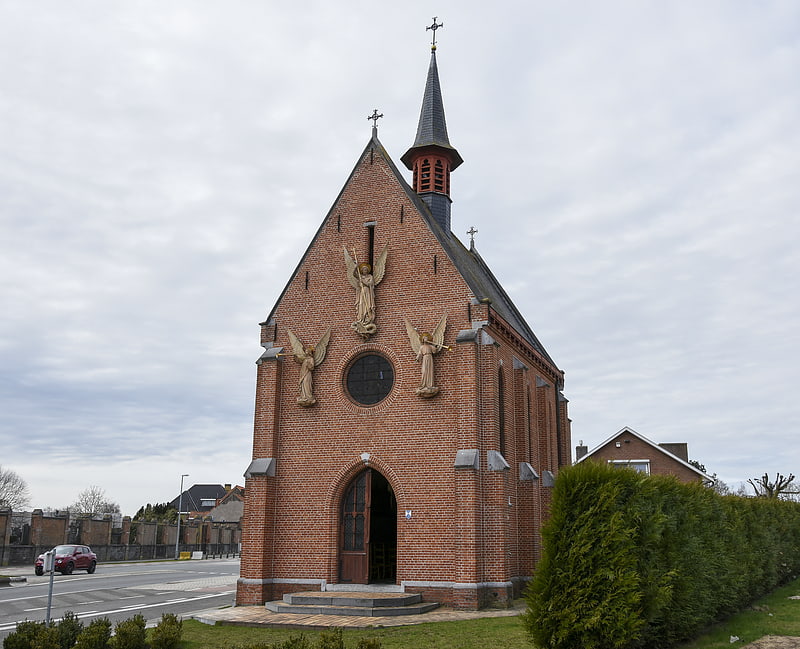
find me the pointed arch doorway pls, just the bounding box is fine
[339,468,397,584]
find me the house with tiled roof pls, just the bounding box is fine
[207,485,244,523]
[575,427,709,483]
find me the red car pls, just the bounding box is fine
[34,545,97,575]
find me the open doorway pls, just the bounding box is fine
[339,468,397,584]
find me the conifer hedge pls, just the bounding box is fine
[523,461,800,649]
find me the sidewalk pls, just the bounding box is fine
[192,601,526,630]
[0,565,34,577]
[0,565,30,586]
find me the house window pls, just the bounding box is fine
[609,459,650,474]
[200,499,216,507]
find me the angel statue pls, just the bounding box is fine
[343,245,388,340]
[405,315,448,398]
[286,328,331,407]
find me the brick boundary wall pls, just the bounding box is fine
[0,508,240,567]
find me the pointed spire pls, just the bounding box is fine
[401,41,463,171]
[402,19,462,232]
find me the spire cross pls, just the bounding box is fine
[367,109,383,134]
[467,226,478,246]
[426,17,443,49]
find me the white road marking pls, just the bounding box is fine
[1,590,234,631]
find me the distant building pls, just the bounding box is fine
[207,485,244,523]
[575,427,708,483]
[169,484,229,517]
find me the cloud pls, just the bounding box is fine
[1,1,798,512]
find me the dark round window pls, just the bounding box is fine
[346,354,394,405]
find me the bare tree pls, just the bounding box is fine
[70,485,121,515]
[747,472,796,499]
[0,465,31,510]
[707,473,731,495]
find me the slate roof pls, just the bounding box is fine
[384,136,556,367]
[395,46,552,362]
[168,484,228,513]
[401,49,463,170]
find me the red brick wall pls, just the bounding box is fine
[237,142,568,609]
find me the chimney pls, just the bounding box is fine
[659,443,689,462]
[575,440,588,461]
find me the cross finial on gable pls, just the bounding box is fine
[367,109,383,137]
[467,226,478,248]
[427,17,443,50]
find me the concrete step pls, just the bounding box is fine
[265,591,440,617]
[286,592,422,607]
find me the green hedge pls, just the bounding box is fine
[523,462,800,649]
[3,612,183,649]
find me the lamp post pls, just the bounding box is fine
[175,473,188,560]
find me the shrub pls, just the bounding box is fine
[282,636,312,649]
[283,635,312,649]
[56,612,84,649]
[111,614,146,649]
[73,618,112,649]
[149,613,182,649]
[3,620,60,649]
[3,620,43,649]
[354,639,382,649]
[315,628,344,649]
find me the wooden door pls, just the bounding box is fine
[339,469,371,583]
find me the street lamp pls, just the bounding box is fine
[175,473,188,560]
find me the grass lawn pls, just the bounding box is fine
[181,615,529,649]
[678,577,800,649]
[180,577,800,648]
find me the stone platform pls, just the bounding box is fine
[265,591,439,617]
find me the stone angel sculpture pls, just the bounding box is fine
[343,245,388,340]
[286,328,331,407]
[405,315,448,397]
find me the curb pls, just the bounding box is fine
[0,576,27,586]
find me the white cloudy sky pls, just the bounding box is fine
[1,2,798,515]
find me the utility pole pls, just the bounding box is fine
[175,473,188,560]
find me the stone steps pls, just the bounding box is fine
[265,591,440,617]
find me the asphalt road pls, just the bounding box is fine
[0,558,239,640]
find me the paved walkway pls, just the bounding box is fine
[193,593,526,630]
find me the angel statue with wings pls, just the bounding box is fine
[286,328,331,407]
[343,245,388,340]
[405,315,448,397]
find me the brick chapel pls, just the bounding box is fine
[236,28,571,610]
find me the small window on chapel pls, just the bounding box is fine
[346,354,394,405]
